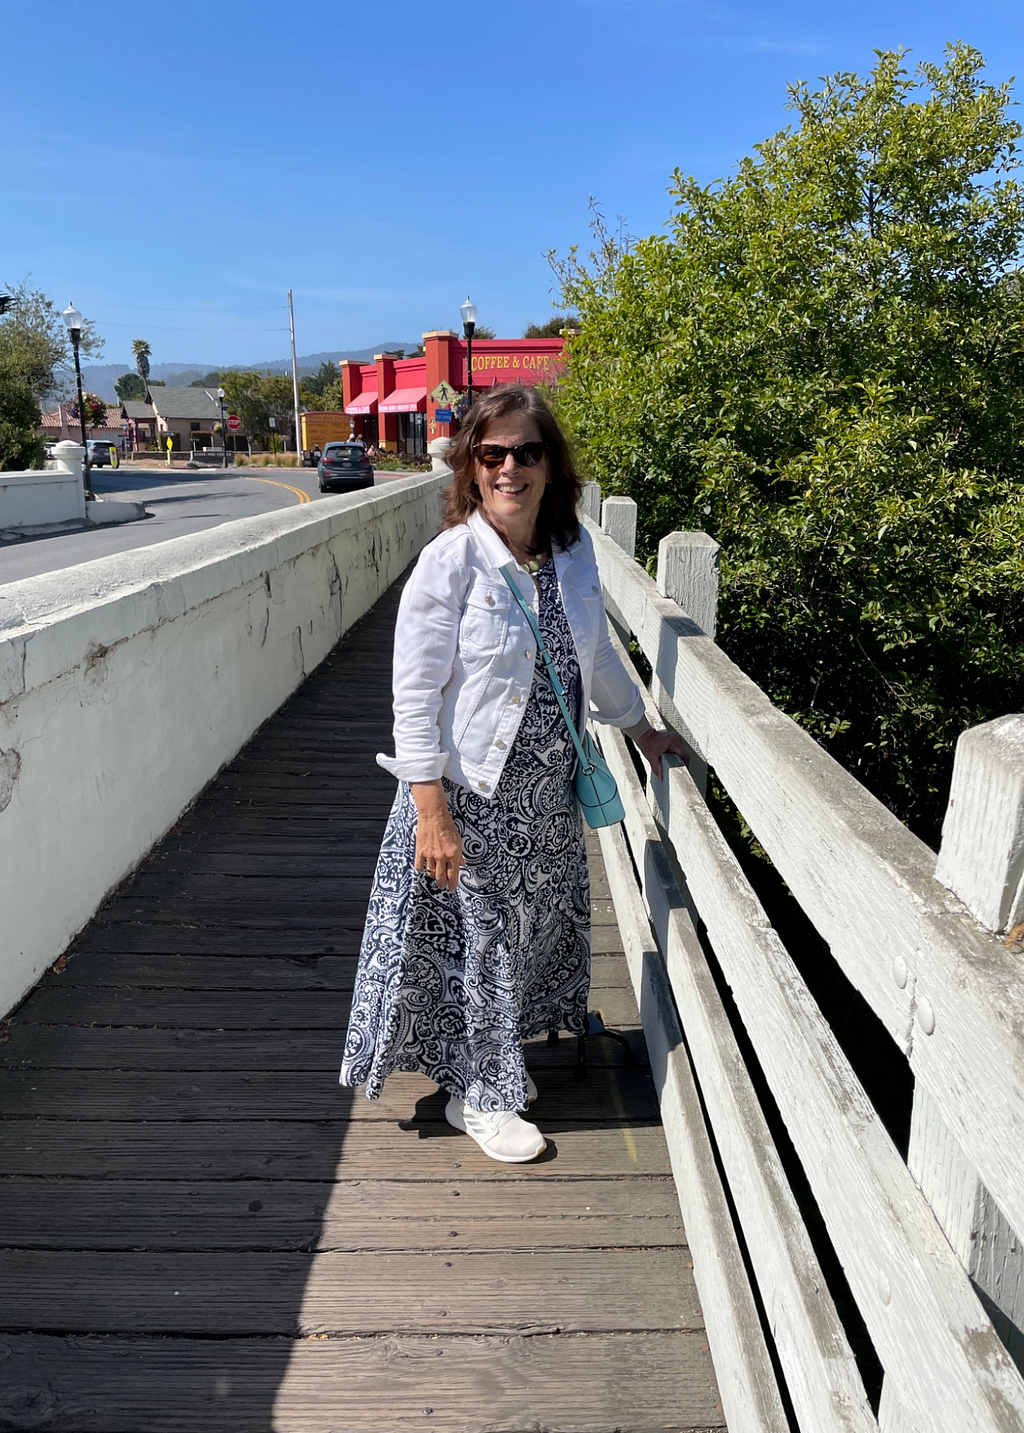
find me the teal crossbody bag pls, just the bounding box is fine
[500,564,625,828]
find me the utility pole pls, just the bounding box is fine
[288,289,302,461]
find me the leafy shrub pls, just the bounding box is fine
[552,45,1024,842]
[0,369,44,471]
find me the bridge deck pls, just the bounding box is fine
[0,576,724,1432]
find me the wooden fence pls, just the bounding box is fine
[578,482,1024,1433]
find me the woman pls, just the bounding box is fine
[339,385,685,1162]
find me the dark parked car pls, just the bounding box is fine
[86,439,119,469]
[317,442,374,493]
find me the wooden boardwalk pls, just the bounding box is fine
[0,577,724,1433]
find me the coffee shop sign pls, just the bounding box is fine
[470,354,555,373]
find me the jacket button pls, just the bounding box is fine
[495,739,506,749]
[525,650,532,660]
[478,781,488,791]
[592,585,599,593]
[511,695,521,705]
[485,594,495,606]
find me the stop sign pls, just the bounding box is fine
[227,414,241,432]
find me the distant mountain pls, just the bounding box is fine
[82,345,419,402]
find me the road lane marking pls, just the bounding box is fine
[242,475,311,504]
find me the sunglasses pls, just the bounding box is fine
[473,441,546,469]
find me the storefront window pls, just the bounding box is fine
[397,413,426,456]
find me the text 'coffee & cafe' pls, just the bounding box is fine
[338,330,565,455]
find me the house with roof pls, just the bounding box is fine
[145,387,224,454]
[39,402,124,445]
[120,400,159,451]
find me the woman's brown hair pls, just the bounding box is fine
[441,384,582,550]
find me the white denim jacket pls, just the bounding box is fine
[377,509,645,795]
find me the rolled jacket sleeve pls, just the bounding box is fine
[588,591,646,729]
[377,544,467,783]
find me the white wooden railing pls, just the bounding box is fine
[578,482,1024,1433]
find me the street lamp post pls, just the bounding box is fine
[217,387,228,468]
[62,303,94,499]
[460,296,478,411]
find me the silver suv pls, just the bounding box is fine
[86,439,119,469]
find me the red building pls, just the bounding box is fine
[338,331,564,456]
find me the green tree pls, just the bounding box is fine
[302,360,340,397]
[552,44,1024,841]
[115,372,146,401]
[0,283,104,471]
[302,380,346,412]
[132,339,152,400]
[0,283,103,405]
[523,316,577,337]
[221,370,297,446]
[220,368,267,440]
[0,369,44,470]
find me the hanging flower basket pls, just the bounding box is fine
[68,393,108,429]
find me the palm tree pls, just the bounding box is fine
[132,339,152,402]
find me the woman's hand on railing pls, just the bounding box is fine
[635,727,690,781]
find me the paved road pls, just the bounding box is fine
[0,465,417,587]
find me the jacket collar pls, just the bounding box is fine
[466,508,581,582]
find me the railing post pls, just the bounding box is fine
[600,495,636,557]
[579,481,601,521]
[599,495,637,640]
[934,716,1024,935]
[428,437,453,477]
[657,530,720,640]
[655,531,720,797]
[899,714,1024,1410]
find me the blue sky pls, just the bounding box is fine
[3,0,1021,367]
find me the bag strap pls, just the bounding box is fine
[499,564,594,774]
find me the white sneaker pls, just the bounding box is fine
[446,1096,546,1163]
[524,1072,538,1106]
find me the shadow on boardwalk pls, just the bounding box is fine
[0,576,724,1432]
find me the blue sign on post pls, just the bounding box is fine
[434,408,453,423]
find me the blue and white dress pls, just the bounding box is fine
[340,559,590,1112]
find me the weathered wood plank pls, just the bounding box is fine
[16,987,355,1028]
[0,1247,702,1334]
[119,873,375,901]
[36,952,632,991]
[0,1023,648,1071]
[0,1119,670,1179]
[0,1066,660,1122]
[0,1176,685,1251]
[13,986,639,1031]
[67,924,364,955]
[92,899,372,927]
[0,1332,726,1433]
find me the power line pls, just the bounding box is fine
[89,302,288,315]
[97,321,292,333]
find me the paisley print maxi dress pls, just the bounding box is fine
[339,560,590,1113]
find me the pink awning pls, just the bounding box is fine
[345,389,378,414]
[379,386,427,414]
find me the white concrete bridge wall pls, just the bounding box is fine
[0,442,87,533]
[0,473,443,1018]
